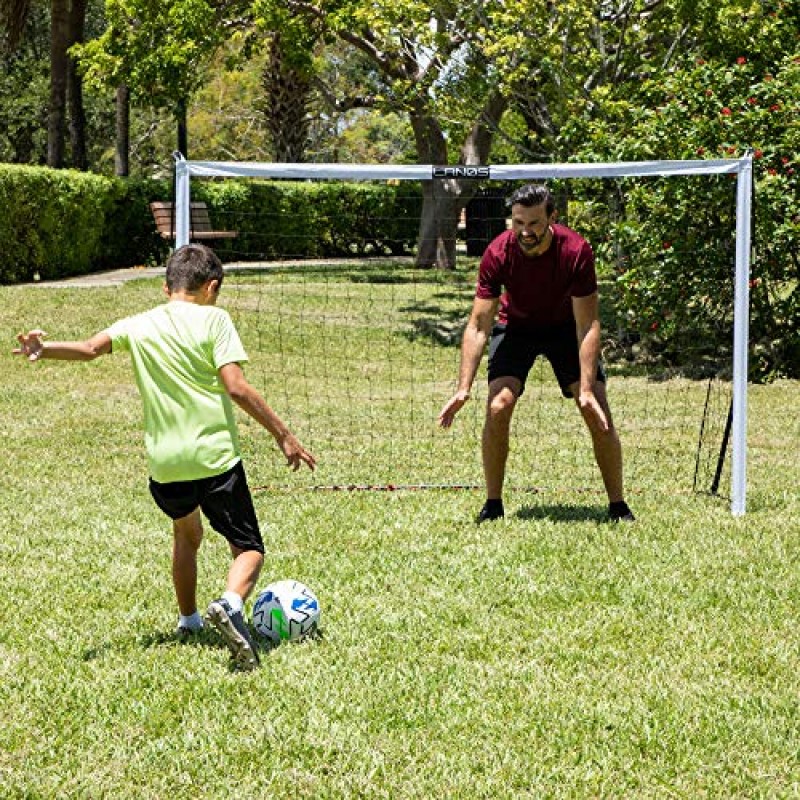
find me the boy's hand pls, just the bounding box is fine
[281,435,316,472]
[13,330,47,361]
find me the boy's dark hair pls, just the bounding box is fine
[166,244,224,292]
[506,184,555,216]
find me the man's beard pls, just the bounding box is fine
[517,230,546,252]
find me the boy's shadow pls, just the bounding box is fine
[514,503,607,523]
[83,624,325,662]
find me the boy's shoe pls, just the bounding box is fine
[205,598,260,670]
[608,501,636,522]
[476,500,505,523]
[175,624,202,640]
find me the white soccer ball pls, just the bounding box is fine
[252,580,320,643]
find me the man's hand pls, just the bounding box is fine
[279,434,317,472]
[578,390,609,434]
[438,390,471,428]
[13,330,47,361]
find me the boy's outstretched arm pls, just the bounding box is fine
[219,362,316,472]
[13,330,111,362]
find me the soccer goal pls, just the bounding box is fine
[172,154,753,516]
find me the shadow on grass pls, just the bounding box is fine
[514,503,607,523]
[83,623,325,663]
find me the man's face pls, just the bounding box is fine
[510,202,555,256]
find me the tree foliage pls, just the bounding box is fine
[77,0,246,109]
[555,2,799,379]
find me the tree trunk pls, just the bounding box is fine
[47,0,70,167]
[176,98,188,159]
[411,92,508,269]
[416,180,465,269]
[263,32,312,162]
[67,0,88,170]
[3,0,32,50]
[115,86,130,177]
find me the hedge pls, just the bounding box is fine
[0,164,423,285]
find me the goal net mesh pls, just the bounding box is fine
[174,160,749,504]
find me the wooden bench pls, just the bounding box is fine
[150,201,238,242]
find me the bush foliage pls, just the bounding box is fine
[565,51,799,380]
[0,169,423,284]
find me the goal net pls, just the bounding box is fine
[173,155,753,515]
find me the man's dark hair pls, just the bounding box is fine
[166,244,224,292]
[506,184,555,216]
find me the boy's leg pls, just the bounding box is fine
[201,463,265,669]
[172,508,204,616]
[225,544,264,602]
[204,545,264,669]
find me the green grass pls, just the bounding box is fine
[1,271,799,798]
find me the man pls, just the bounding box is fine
[438,184,634,523]
[14,244,316,669]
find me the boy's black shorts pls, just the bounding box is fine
[487,322,606,398]
[149,460,264,554]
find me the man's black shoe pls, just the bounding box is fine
[476,500,504,523]
[609,501,635,522]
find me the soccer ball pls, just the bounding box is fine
[252,580,320,643]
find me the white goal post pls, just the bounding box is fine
[173,153,754,516]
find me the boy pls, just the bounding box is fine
[14,244,316,670]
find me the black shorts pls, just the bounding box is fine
[487,322,606,398]
[149,460,264,554]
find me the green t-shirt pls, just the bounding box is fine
[106,301,248,483]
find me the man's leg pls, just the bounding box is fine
[480,377,522,520]
[571,380,633,520]
[172,508,204,617]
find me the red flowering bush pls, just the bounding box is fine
[562,50,799,379]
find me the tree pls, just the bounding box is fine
[554,1,799,379]
[77,0,248,160]
[2,0,101,169]
[253,0,543,267]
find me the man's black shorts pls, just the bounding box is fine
[149,460,264,554]
[487,322,606,398]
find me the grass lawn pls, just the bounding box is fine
[1,267,798,798]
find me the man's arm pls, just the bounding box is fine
[437,296,498,428]
[219,362,316,471]
[572,292,608,432]
[14,330,111,362]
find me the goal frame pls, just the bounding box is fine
[172,153,754,516]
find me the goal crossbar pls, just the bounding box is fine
[173,153,754,516]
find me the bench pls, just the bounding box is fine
[149,201,238,242]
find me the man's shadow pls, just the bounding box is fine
[514,503,607,523]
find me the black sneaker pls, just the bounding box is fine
[205,598,260,670]
[608,501,636,522]
[476,500,504,523]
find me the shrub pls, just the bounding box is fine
[563,52,799,380]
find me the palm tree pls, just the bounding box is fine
[262,31,313,162]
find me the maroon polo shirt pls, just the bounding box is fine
[476,225,597,328]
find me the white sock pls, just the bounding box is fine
[222,591,244,614]
[179,611,204,631]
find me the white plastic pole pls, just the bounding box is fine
[731,153,753,516]
[173,152,190,248]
